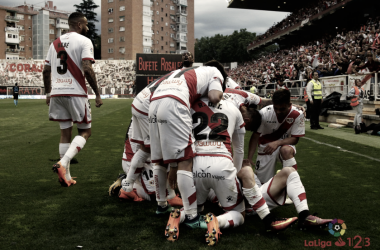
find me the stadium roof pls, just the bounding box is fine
[227,0,303,12]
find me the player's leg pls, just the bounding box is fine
[149,99,172,214]
[269,167,332,229]
[59,126,90,168]
[254,148,279,184]
[279,145,297,170]
[124,111,151,191]
[238,160,298,232]
[59,125,74,185]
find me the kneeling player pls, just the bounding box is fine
[164,98,297,245]
[239,160,332,230]
[248,89,305,185]
[109,119,182,206]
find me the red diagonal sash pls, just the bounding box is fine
[53,38,87,93]
[259,110,300,145]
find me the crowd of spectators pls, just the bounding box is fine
[250,0,342,46]
[229,16,380,91]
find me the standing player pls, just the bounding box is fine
[13,83,19,107]
[121,52,193,197]
[149,61,226,226]
[165,98,298,244]
[248,89,304,184]
[42,12,103,187]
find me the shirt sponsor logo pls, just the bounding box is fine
[193,166,225,181]
[195,141,223,148]
[286,118,294,124]
[56,78,73,84]
[148,115,167,124]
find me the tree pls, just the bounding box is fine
[74,0,99,42]
[194,29,278,63]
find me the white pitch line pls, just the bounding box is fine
[303,137,380,163]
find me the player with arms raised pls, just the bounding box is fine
[42,12,103,187]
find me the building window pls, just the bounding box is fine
[161,8,163,12]
[156,40,159,44]
[108,28,113,33]
[29,47,32,50]
[28,16,31,19]
[119,26,125,31]
[108,48,114,53]
[165,22,168,26]
[161,27,163,31]
[20,46,25,51]
[120,16,125,21]
[109,18,113,23]
[161,46,163,50]
[120,37,125,42]
[108,0,113,2]
[170,6,175,10]
[108,38,114,43]
[17,25,24,30]
[29,26,31,30]
[17,14,24,20]
[49,29,54,34]
[166,13,167,17]
[20,36,25,41]
[108,8,113,14]
[156,21,159,24]
[49,19,54,25]
[161,36,163,40]
[119,47,125,53]
[120,6,125,11]
[156,31,159,34]
[170,33,174,38]
[156,11,159,15]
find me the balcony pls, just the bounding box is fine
[177,0,187,6]
[5,48,20,54]
[176,10,187,16]
[176,18,187,24]
[5,33,19,44]
[5,16,20,22]
[5,27,19,32]
[176,50,187,54]
[56,19,69,29]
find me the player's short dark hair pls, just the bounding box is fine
[272,89,291,105]
[15,83,17,86]
[204,60,227,90]
[246,105,261,132]
[68,12,86,25]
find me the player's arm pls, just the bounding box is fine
[263,137,299,155]
[42,65,51,106]
[208,89,223,105]
[232,131,245,172]
[82,60,103,108]
[248,132,260,167]
[260,98,272,107]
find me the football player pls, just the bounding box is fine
[248,89,304,185]
[42,12,103,187]
[164,97,298,245]
[149,60,226,226]
[109,119,182,206]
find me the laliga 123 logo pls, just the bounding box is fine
[328,219,346,237]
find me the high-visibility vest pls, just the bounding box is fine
[350,86,364,107]
[311,79,322,99]
[304,89,309,102]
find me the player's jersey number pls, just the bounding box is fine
[57,51,68,75]
[142,169,153,181]
[192,112,228,141]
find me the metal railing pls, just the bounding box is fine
[242,73,380,101]
[5,16,20,21]
[5,27,19,32]
[5,48,20,53]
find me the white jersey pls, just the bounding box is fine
[132,72,174,115]
[122,120,139,162]
[257,105,305,150]
[151,66,224,109]
[223,88,262,109]
[191,97,245,160]
[226,77,242,89]
[45,32,95,97]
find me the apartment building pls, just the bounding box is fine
[101,0,194,60]
[0,1,71,60]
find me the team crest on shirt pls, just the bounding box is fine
[286,118,294,124]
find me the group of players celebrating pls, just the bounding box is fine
[43,12,332,247]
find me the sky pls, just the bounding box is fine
[3,0,290,38]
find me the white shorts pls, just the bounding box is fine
[149,98,196,164]
[131,107,150,147]
[255,145,296,184]
[249,176,287,215]
[49,96,92,129]
[193,156,245,213]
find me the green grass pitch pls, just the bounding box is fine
[0,99,379,249]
